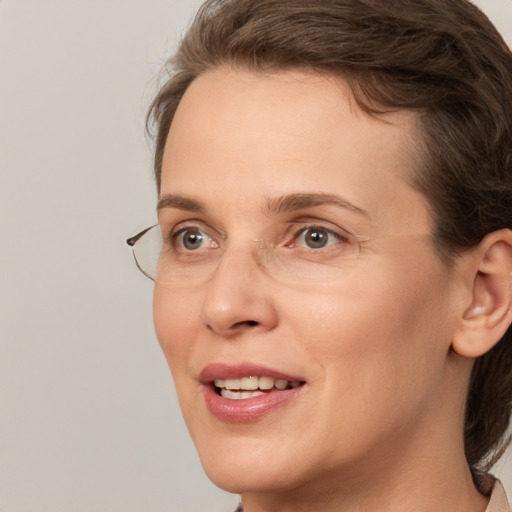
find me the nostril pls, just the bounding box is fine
[235,320,258,328]
[206,319,260,334]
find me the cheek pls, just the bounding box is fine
[153,285,201,376]
[290,253,452,406]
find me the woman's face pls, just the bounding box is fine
[153,68,464,495]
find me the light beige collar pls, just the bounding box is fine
[486,480,510,512]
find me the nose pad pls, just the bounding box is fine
[200,245,278,337]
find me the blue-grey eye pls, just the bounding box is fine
[297,227,339,249]
[305,228,328,248]
[179,228,207,250]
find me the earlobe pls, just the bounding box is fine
[452,229,512,358]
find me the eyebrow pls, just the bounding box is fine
[265,193,370,218]
[157,194,205,214]
[157,192,369,218]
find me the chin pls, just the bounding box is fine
[190,436,305,494]
[201,455,307,495]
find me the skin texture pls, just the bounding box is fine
[153,68,492,512]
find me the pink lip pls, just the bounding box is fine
[200,363,307,423]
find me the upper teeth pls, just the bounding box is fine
[213,376,301,391]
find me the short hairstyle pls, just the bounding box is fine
[147,0,512,471]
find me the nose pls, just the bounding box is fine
[200,244,279,337]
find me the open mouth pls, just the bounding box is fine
[213,376,306,400]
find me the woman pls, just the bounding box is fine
[128,0,512,510]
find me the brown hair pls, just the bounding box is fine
[147,0,512,471]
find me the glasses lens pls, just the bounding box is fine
[259,237,362,286]
[130,225,162,280]
[128,224,366,285]
[129,225,428,286]
[156,237,362,287]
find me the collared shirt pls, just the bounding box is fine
[486,480,510,512]
[233,479,510,511]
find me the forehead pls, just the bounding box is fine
[160,67,431,234]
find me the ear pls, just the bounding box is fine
[452,229,512,358]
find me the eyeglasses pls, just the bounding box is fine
[126,222,374,287]
[126,225,162,281]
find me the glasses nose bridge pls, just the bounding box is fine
[215,236,271,274]
[184,235,276,287]
[199,233,284,295]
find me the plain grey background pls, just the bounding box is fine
[0,1,511,511]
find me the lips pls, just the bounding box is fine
[200,363,306,422]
